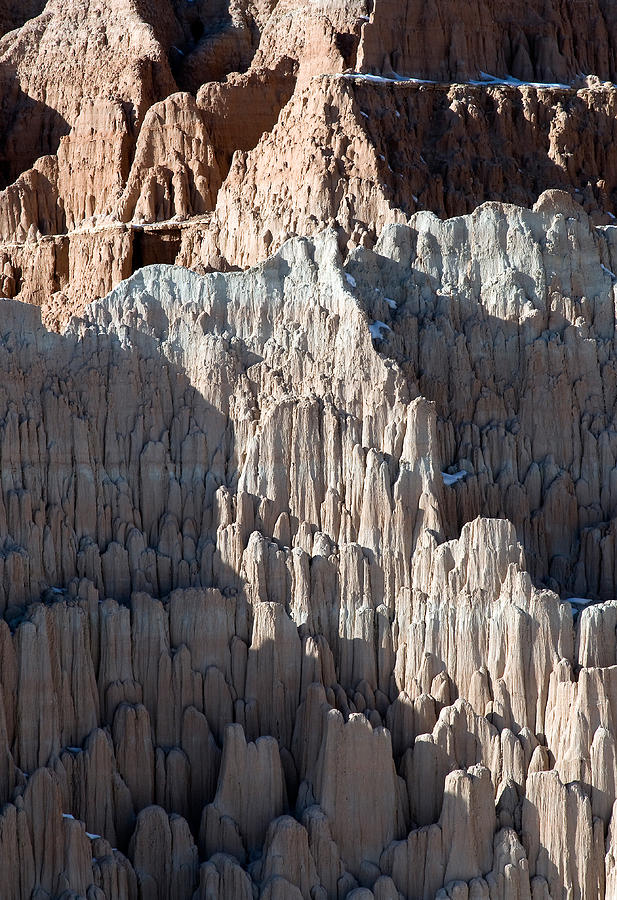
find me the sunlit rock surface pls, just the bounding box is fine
[0,196,615,895]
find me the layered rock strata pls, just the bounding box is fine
[2,0,617,325]
[0,196,616,896]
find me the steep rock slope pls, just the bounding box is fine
[0,0,179,189]
[192,75,617,271]
[2,0,617,324]
[358,0,617,83]
[5,75,617,328]
[0,197,616,896]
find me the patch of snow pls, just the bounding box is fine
[442,470,467,486]
[369,320,392,340]
[344,73,398,84]
[342,71,438,85]
[86,832,101,840]
[568,597,594,607]
[62,813,75,820]
[470,71,571,89]
[50,587,64,595]
[384,297,397,309]
[379,154,385,160]
[360,111,369,118]
[345,273,357,288]
[377,73,440,84]
[395,110,401,117]
[67,746,81,753]
[412,194,419,202]
[339,70,571,90]
[601,264,616,280]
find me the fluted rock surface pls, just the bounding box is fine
[358,0,617,83]
[0,196,615,895]
[3,3,617,895]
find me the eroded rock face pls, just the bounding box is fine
[1,0,617,325]
[193,76,617,273]
[0,0,177,188]
[0,199,615,895]
[357,0,617,83]
[3,4,617,896]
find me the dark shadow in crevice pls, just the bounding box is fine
[0,64,70,190]
[167,0,257,94]
[131,227,183,273]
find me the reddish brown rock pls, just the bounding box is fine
[358,0,617,83]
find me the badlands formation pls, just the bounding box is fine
[1,1,617,899]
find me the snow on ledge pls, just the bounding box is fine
[337,71,573,90]
[369,320,391,340]
[441,470,467,486]
[469,71,571,89]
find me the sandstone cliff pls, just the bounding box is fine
[2,3,617,898]
[1,0,617,325]
[0,195,614,896]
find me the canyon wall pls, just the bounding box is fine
[2,2,617,898]
[1,0,617,327]
[358,0,617,83]
[0,196,614,896]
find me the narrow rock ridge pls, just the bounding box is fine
[0,196,616,896]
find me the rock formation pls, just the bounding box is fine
[357,0,617,84]
[2,2,617,898]
[1,0,617,326]
[0,192,613,894]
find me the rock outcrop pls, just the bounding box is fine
[2,3,617,898]
[1,0,617,325]
[0,197,614,895]
[358,0,617,83]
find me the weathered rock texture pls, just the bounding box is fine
[2,0,617,324]
[0,195,616,896]
[2,3,617,898]
[358,0,617,83]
